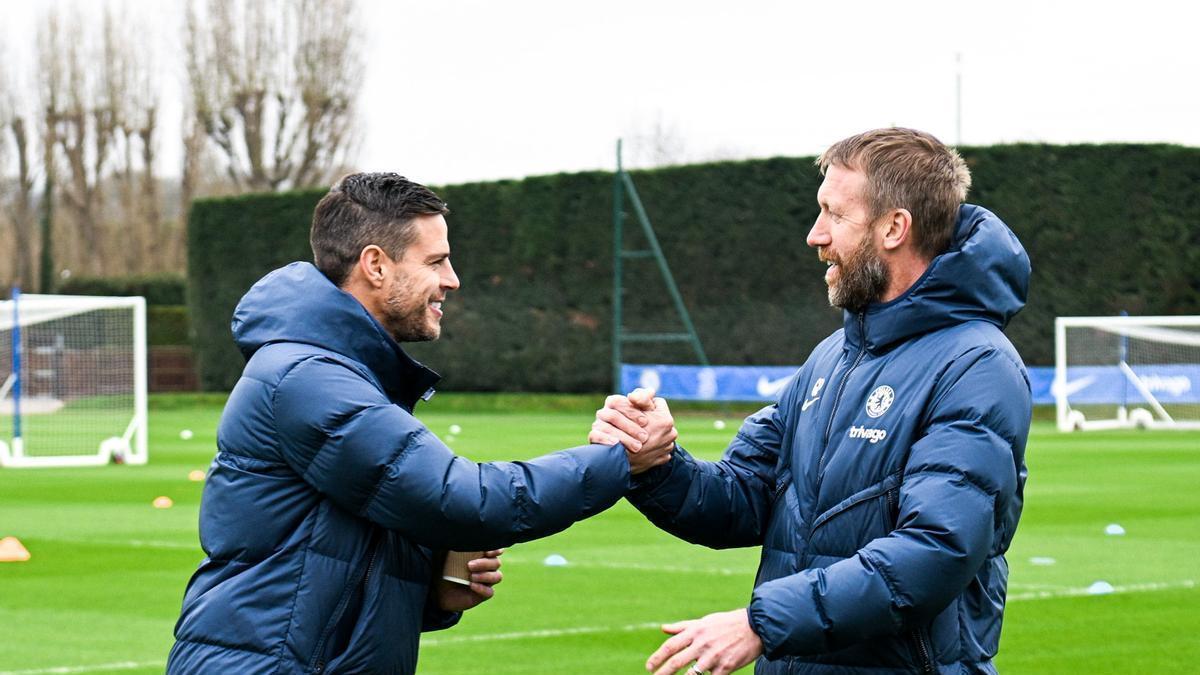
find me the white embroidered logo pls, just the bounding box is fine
[802,377,825,412]
[865,385,895,418]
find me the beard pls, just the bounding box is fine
[825,234,889,311]
[382,275,440,343]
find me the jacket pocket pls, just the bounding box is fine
[810,471,902,533]
[807,472,903,557]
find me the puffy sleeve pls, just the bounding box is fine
[272,356,633,550]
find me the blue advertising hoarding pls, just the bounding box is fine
[620,364,1200,406]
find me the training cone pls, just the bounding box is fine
[0,536,31,562]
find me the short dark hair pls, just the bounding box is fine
[310,173,449,286]
[818,128,970,259]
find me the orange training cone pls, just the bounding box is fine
[0,536,31,562]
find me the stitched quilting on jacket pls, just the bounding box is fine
[167,262,631,674]
[629,205,1032,674]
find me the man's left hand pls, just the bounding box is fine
[646,608,763,675]
[436,549,503,611]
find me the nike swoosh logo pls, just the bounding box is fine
[756,375,794,398]
[1051,375,1096,398]
[802,397,820,411]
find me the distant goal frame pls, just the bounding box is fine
[0,292,148,468]
[1054,315,1200,432]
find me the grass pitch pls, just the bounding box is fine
[0,394,1197,673]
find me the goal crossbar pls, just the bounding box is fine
[0,293,148,468]
[1055,315,1200,431]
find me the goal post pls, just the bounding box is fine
[1055,315,1200,431]
[0,291,148,467]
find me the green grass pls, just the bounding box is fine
[0,396,1197,673]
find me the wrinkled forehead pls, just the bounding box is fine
[817,164,870,210]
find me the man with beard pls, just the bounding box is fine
[167,173,675,674]
[591,128,1032,674]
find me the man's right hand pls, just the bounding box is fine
[590,388,678,474]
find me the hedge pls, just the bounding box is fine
[39,274,191,347]
[148,306,191,346]
[58,273,187,306]
[187,144,1200,392]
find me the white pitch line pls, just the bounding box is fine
[494,556,752,576]
[6,579,1194,673]
[571,561,748,576]
[22,536,198,550]
[0,661,162,675]
[1007,579,1195,601]
[423,621,664,646]
[1006,582,1073,591]
[427,580,1199,647]
[122,539,198,550]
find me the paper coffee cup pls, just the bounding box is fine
[442,550,481,586]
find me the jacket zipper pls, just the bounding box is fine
[312,535,382,673]
[772,476,790,503]
[817,312,868,478]
[911,626,935,674]
[886,486,899,521]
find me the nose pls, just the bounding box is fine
[442,260,461,290]
[806,214,830,249]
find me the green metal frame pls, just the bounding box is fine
[611,139,709,391]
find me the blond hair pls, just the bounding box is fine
[817,128,970,259]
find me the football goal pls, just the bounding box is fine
[0,292,147,467]
[1055,315,1200,431]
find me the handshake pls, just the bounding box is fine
[589,388,679,475]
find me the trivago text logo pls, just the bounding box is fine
[848,425,888,444]
[1141,375,1192,396]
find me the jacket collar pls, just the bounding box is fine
[232,262,440,408]
[843,204,1030,353]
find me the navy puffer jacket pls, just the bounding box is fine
[168,262,631,674]
[629,205,1031,674]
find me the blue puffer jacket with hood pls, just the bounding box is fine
[628,205,1032,674]
[167,262,632,674]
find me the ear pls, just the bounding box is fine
[356,245,390,290]
[879,208,913,252]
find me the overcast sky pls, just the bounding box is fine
[4,0,1199,185]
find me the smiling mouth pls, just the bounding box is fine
[820,255,839,285]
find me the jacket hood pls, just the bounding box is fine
[845,204,1030,352]
[231,262,439,404]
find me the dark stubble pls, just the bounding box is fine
[383,274,439,343]
[828,233,889,311]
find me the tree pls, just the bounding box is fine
[102,8,163,272]
[39,10,112,276]
[624,113,690,169]
[184,0,362,193]
[36,5,165,278]
[1,41,40,290]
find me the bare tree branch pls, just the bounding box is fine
[184,0,361,193]
[0,55,39,288]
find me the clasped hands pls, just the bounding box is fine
[435,393,759,673]
[589,387,678,474]
[589,389,764,674]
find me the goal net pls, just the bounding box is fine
[1055,315,1200,431]
[0,292,147,467]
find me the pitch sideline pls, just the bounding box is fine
[1,579,1193,673]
